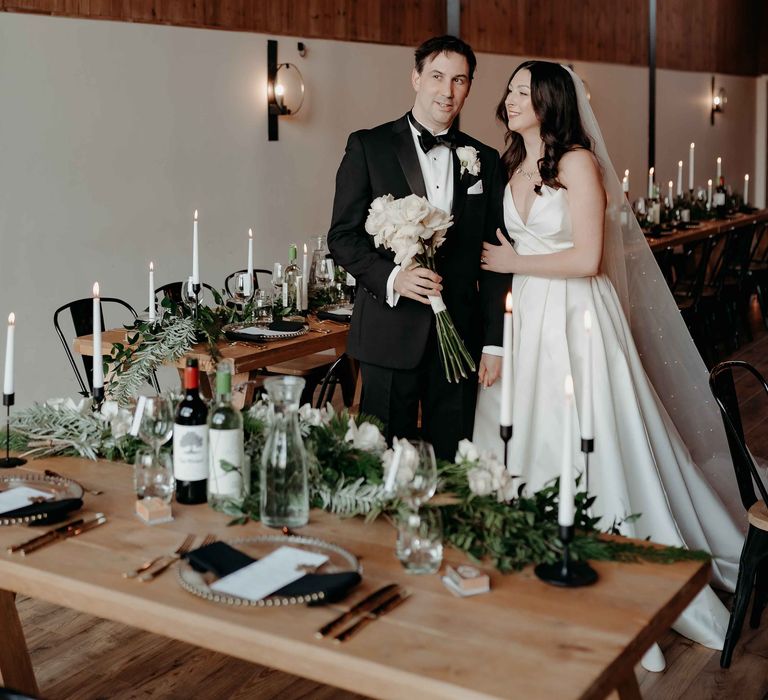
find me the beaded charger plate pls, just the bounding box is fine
[223,321,308,343]
[0,473,84,526]
[176,534,360,607]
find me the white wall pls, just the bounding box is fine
[0,13,762,404]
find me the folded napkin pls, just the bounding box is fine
[316,309,352,323]
[268,320,305,332]
[2,497,84,526]
[184,541,361,605]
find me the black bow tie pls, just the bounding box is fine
[409,114,457,154]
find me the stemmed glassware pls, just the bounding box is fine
[230,272,256,313]
[181,277,199,312]
[134,396,174,503]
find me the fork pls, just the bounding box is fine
[139,533,217,582]
[44,468,104,496]
[123,534,195,579]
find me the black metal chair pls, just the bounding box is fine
[224,269,272,297]
[709,360,768,668]
[314,353,359,409]
[53,297,160,397]
[0,688,40,700]
[154,281,218,306]
[745,222,768,330]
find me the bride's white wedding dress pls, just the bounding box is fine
[473,183,743,652]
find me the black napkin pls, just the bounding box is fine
[2,497,84,526]
[268,320,306,332]
[316,310,351,323]
[184,541,361,606]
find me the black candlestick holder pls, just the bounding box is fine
[499,424,513,469]
[193,282,201,321]
[534,524,598,587]
[92,385,104,412]
[0,393,26,468]
[580,437,594,495]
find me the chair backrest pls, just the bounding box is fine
[53,297,137,396]
[155,281,218,305]
[224,269,272,297]
[315,353,348,409]
[750,221,768,264]
[709,360,768,511]
[677,235,715,305]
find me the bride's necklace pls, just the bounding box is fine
[515,165,539,181]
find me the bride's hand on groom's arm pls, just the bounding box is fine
[481,230,518,273]
[478,353,502,388]
[393,267,443,305]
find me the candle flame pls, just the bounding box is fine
[708,179,712,186]
[678,160,683,167]
[624,169,629,177]
[584,309,591,331]
[303,242,308,253]
[8,312,15,326]
[564,374,574,398]
[505,291,513,313]
[149,261,154,271]
[248,228,253,239]
[717,156,721,164]
[690,142,695,149]
[93,282,100,297]
[649,167,654,176]
[275,84,285,97]
[194,209,198,221]
[668,180,673,187]
[745,174,750,181]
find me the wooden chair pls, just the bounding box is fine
[709,360,768,667]
[54,297,161,397]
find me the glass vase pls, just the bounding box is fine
[260,376,309,528]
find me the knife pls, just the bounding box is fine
[19,513,107,556]
[334,591,410,643]
[315,583,399,638]
[7,517,85,554]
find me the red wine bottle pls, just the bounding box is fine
[173,358,209,504]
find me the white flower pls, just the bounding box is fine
[467,466,494,496]
[248,400,272,424]
[382,438,418,487]
[455,439,479,464]
[298,404,324,427]
[401,194,431,224]
[96,400,132,438]
[344,417,386,453]
[496,473,519,503]
[47,397,93,415]
[456,145,481,178]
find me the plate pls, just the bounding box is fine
[316,304,354,323]
[223,321,308,343]
[0,473,84,526]
[177,534,360,607]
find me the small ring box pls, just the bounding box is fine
[135,497,173,525]
[442,565,490,597]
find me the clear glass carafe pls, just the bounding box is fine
[308,235,330,289]
[260,376,309,528]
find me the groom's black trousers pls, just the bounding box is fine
[359,327,478,461]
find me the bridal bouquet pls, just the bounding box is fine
[365,193,476,383]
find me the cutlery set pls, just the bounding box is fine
[7,513,108,555]
[316,583,410,643]
[125,533,217,582]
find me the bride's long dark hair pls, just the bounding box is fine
[495,61,593,190]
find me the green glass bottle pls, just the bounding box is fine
[207,360,247,508]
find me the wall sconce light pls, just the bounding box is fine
[267,39,305,141]
[710,76,726,125]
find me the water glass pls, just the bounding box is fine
[137,396,174,459]
[396,507,443,575]
[134,448,174,504]
[396,439,438,509]
[253,289,273,327]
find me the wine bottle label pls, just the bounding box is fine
[282,281,288,307]
[173,424,209,481]
[209,429,244,497]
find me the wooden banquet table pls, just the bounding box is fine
[644,209,768,252]
[0,457,711,700]
[73,316,349,406]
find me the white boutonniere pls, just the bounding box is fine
[456,145,481,178]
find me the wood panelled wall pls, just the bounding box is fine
[0,0,445,46]
[0,0,766,76]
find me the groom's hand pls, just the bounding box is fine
[478,353,502,388]
[393,267,443,305]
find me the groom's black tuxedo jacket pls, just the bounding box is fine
[328,113,510,370]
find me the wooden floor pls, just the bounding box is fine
[10,302,768,700]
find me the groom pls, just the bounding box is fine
[328,35,509,460]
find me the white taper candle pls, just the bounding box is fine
[647,167,654,199]
[192,209,200,285]
[744,174,749,206]
[500,292,513,428]
[92,283,103,389]
[559,375,575,527]
[148,262,156,323]
[581,311,593,441]
[3,313,15,395]
[247,228,254,296]
[689,143,695,191]
[676,160,683,196]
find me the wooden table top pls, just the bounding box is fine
[645,209,768,252]
[73,317,349,373]
[0,457,710,700]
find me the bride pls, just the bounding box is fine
[473,60,744,670]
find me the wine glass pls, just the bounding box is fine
[394,439,438,509]
[181,276,199,311]
[230,272,255,309]
[314,257,335,289]
[137,396,174,461]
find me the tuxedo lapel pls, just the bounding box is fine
[392,116,427,199]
